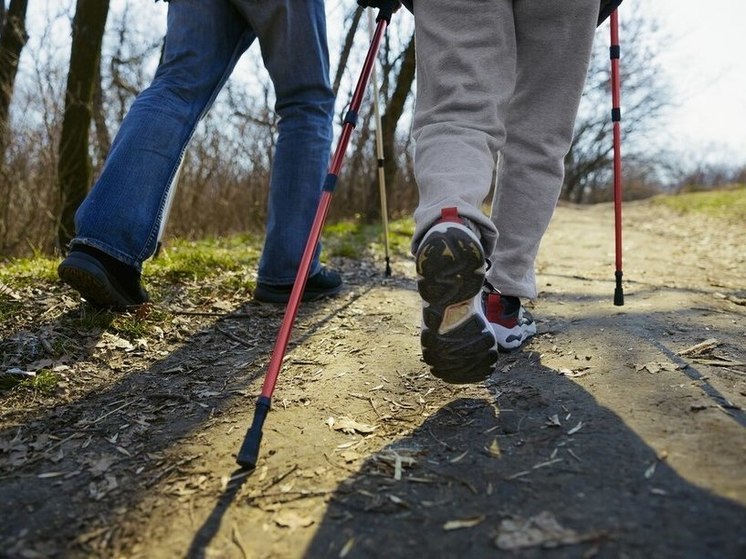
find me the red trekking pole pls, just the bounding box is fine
[610,9,624,306]
[236,6,398,469]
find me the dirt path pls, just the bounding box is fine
[1,201,745,558]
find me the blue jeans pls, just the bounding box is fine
[73,0,334,284]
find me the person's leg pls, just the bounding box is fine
[235,0,336,286]
[412,0,520,382]
[72,0,254,268]
[411,0,516,255]
[486,0,599,299]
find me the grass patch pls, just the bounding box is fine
[111,306,170,339]
[0,218,415,307]
[651,185,746,223]
[0,370,60,394]
[147,235,262,282]
[323,216,414,260]
[0,256,59,286]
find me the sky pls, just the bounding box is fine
[330,0,746,171]
[634,0,746,166]
[19,0,746,172]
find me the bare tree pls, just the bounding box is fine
[57,0,110,249]
[378,31,415,215]
[333,7,364,95]
[563,14,671,203]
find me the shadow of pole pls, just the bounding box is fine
[185,468,254,559]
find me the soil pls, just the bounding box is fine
[1,200,745,559]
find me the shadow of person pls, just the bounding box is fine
[304,358,746,558]
[1,304,115,385]
[0,282,375,555]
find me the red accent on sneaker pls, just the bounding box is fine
[485,292,518,328]
[439,207,462,223]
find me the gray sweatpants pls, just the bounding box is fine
[411,0,599,299]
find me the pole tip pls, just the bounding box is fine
[236,427,262,469]
[235,395,271,469]
[614,271,624,306]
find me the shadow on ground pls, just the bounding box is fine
[0,278,376,556]
[303,356,746,558]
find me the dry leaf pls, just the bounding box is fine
[635,362,680,374]
[339,537,355,558]
[88,455,117,477]
[485,440,501,458]
[330,416,377,435]
[450,450,469,463]
[567,421,583,435]
[96,333,134,352]
[388,494,405,505]
[273,511,315,529]
[37,471,67,479]
[443,516,485,531]
[495,511,591,550]
[0,282,22,300]
[340,450,361,463]
[559,367,592,378]
[212,300,234,311]
[546,414,561,427]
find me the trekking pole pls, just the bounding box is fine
[610,8,624,306]
[236,6,398,469]
[368,9,392,277]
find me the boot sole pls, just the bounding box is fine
[58,253,142,311]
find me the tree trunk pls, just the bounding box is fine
[57,0,110,249]
[92,55,111,166]
[377,32,415,215]
[333,7,363,95]
[0,0,29,165]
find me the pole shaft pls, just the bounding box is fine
[610,9,624,306]
[259,18,389,399]
[368,10,392,275]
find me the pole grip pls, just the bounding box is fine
[236,396,271,469]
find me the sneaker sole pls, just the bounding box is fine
[58,253,138,310]
[416,222,498,384]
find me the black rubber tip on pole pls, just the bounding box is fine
[384,257,392,277]
[236,395,271,469]
[614,270,624,306]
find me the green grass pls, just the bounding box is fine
[0,218,416,307]
[323,216,414,259]
[0,219,417,392]
[147,235,262,282]
[0,256,59,285]
[0,369,60,393]
[651,184,746,223]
